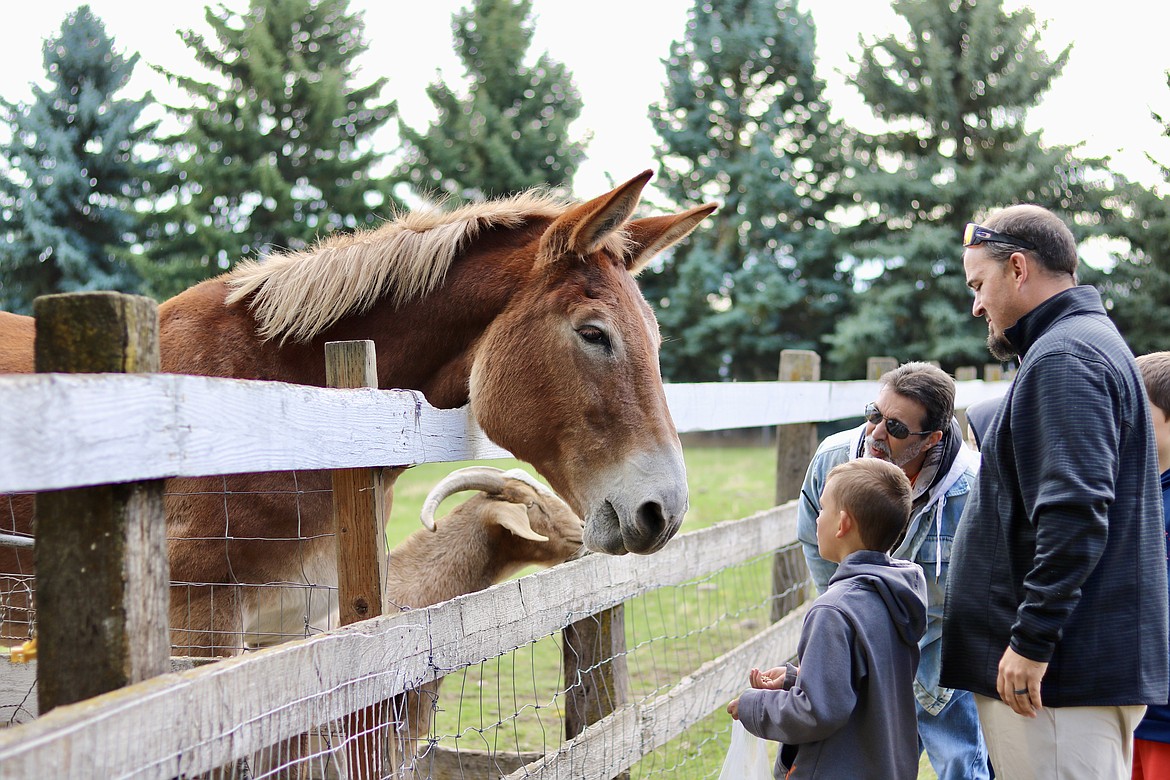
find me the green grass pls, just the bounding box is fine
[383,447,937,779]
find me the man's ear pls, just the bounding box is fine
[1009,250,1030,288]
[925,429,944,450]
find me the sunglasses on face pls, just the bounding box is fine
[962,222,1037,251]
[863,402,933,440]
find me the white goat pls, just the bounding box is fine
[384,466,585,776]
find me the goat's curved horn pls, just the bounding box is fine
[501,468,556,498]
[420,466,510,531]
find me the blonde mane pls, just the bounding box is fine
[224,191,581,343]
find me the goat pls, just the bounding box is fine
[390,466,585,607]
[241,466,582,777]
[387,466,585,776]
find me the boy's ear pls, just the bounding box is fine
[835,509,854,540]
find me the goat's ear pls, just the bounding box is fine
[492,502,549,542]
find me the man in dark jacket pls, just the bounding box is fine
[942,205,1169,778]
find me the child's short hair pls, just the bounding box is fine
[1137,351,1170,419]
[824,459,912,552]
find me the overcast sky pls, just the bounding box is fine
[3,1,1168,200]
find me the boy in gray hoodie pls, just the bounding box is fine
[728,458,928,779]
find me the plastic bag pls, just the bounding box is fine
[718,719,773,780]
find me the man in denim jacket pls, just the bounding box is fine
[796,362,989,780]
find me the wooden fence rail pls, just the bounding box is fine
[0,372,1008,494]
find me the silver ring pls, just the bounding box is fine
[1013,688,1028,695]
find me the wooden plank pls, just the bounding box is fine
[32,293,171,714]
[422,745,544,779]
[0,660,37,726]
[664,380,878,431]
[502,705,643,780]
[953,380,1008,410]
[866,356,898,380]
[0,373,510,492]
[0,656,221,722]
[0,376,1013,493]
[0,507,798,777]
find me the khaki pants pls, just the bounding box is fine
[974,694,1146,780]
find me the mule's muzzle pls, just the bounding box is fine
[622,499,681,555]
[582,497,686,556]
[583,500,626,555]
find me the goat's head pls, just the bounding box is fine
[420,466,586,565]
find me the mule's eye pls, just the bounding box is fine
[577,325,611,350]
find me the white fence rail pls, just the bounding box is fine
[0,373,1008,493]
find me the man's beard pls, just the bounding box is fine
[987,330,1017,361]
[866,435,931,468]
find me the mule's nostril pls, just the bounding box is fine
[636,500,667,540]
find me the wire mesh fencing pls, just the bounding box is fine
[0,506,804,779]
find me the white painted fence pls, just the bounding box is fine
[0,371,1009,778]
[0,373,1008,493]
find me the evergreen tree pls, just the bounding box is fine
[398,0,586,202]
[829,0,1107,375]
[1100,75,1170,356]
[0,5,158,313]
[147,0,396,298]
[646,0,852,381]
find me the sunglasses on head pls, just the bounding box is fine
[962,222,1037,251]
[863,402,933,440]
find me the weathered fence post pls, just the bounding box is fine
[954,366,978,438]
[325,340,387,780]
[563,604,631,778]
[771,349,819,622]
[33,292,170,714]
[326,340,387,627]
[867,355,898,380]
[984,363,1003,382]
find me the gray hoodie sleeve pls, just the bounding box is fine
[737,605,860,744]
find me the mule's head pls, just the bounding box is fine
[469,171,716,555]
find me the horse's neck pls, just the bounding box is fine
[326,252,527,407]
[158,249,529,406]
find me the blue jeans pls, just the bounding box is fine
[918,688,991,780]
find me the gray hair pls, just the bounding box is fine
[879,361,955,433]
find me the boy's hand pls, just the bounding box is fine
[726,697,740,720]
[749,666,788,690]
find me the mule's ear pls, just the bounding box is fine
[539,170,653,262]
[491,501,550,543]
[624,202,718,275]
